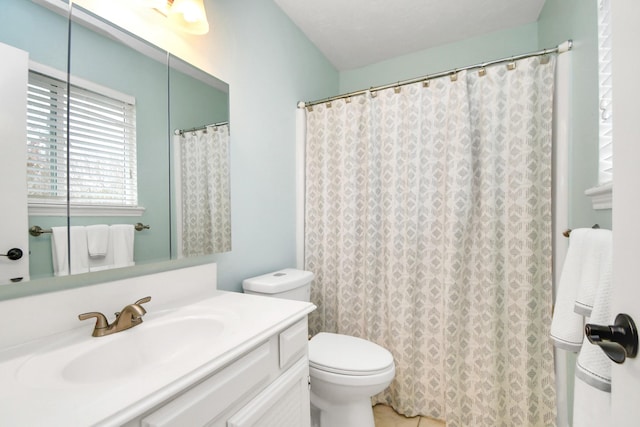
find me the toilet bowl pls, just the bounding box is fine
[242,269,396,427]
[308,332,395,427]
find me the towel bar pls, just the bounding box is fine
[29,223,150,237]
[563,224,600,238]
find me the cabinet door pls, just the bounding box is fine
[227,358,310,427]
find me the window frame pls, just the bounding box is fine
[26,61,144,217]
[585,0,613,210]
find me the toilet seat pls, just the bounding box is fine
[309,332,394,376]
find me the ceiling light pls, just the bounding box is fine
[168,0,210,35]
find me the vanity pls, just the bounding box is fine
[0,264,316,426]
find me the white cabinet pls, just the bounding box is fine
[133,317,310,427]
[227,358,310,427]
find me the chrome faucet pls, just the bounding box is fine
[78,296,151,337]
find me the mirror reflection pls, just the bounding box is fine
[169,55,231,258]
[0,1,230,286]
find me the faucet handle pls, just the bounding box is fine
[78,312,110,336]
[134,296,152,306]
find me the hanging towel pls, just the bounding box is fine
[576,229,613,391]
[572,379,611,427]
[86,224,109,257]
[550,228,591,352]
[88,224,136,271]
[110,224,135,269]
[573,229,612,427]
[574,229,612,317]
[50,226,90,276]
[51,226,67,276]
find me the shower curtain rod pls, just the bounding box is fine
[174,120,229,136]
[299,40,573,109]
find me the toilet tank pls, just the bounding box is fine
[242,269,314,301]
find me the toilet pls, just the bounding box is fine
[243,269,395,427]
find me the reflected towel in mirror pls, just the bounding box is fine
[51,226,90,276]
[86,224,109,257]
[88,224,135,272]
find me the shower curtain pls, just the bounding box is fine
[173,124,231,256]
[304,56,557,426]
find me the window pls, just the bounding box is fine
[585,0,613,209]
[26,66,138,214]
[597,0,612,184]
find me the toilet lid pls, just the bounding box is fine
[309,333,394,376]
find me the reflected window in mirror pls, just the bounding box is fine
[27,63,139,216]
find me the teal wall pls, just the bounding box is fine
[339,23,539,93]
[203,0,339,292]
[538,0,612,230]
[0,0,68,70]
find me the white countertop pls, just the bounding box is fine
[0,290,315,426]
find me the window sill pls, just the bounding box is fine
[584,182,612,210]
[28,204,146,217]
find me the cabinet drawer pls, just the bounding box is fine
[141,342,272,427]
[279,318,308,369]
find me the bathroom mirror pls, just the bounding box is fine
[0,0,229,289]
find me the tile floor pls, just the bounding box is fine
[373,404,445,427]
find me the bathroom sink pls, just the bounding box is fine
[17,314,225,387]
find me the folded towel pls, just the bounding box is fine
[51,226,90,276]
[576,229,613,392]
[550,228,591,352]
[574,229,612,317]
[87,224,136,272]
[86,224,109,257]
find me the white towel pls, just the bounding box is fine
[576,230,613,391]
[88,224,136,272]
[51,226,90,276]
[572,229,612,427]
[574,229,612,317]
[86,224,109,257]
[550,228,591,352]
[573,378,611,427]
[110,224,135,268]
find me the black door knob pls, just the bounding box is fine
[585,313,638,364]
[1,248,23,261]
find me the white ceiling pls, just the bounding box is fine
[273,0,546,71]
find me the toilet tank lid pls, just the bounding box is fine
[242,269,314,293]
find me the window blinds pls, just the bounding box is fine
[26,70,138,207]
[598,0,613,184]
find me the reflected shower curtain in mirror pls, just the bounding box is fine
[304,56,557,426]
[173,124,231,257]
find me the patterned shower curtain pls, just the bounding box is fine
[304,56,557,426]
[174,124,231,256]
